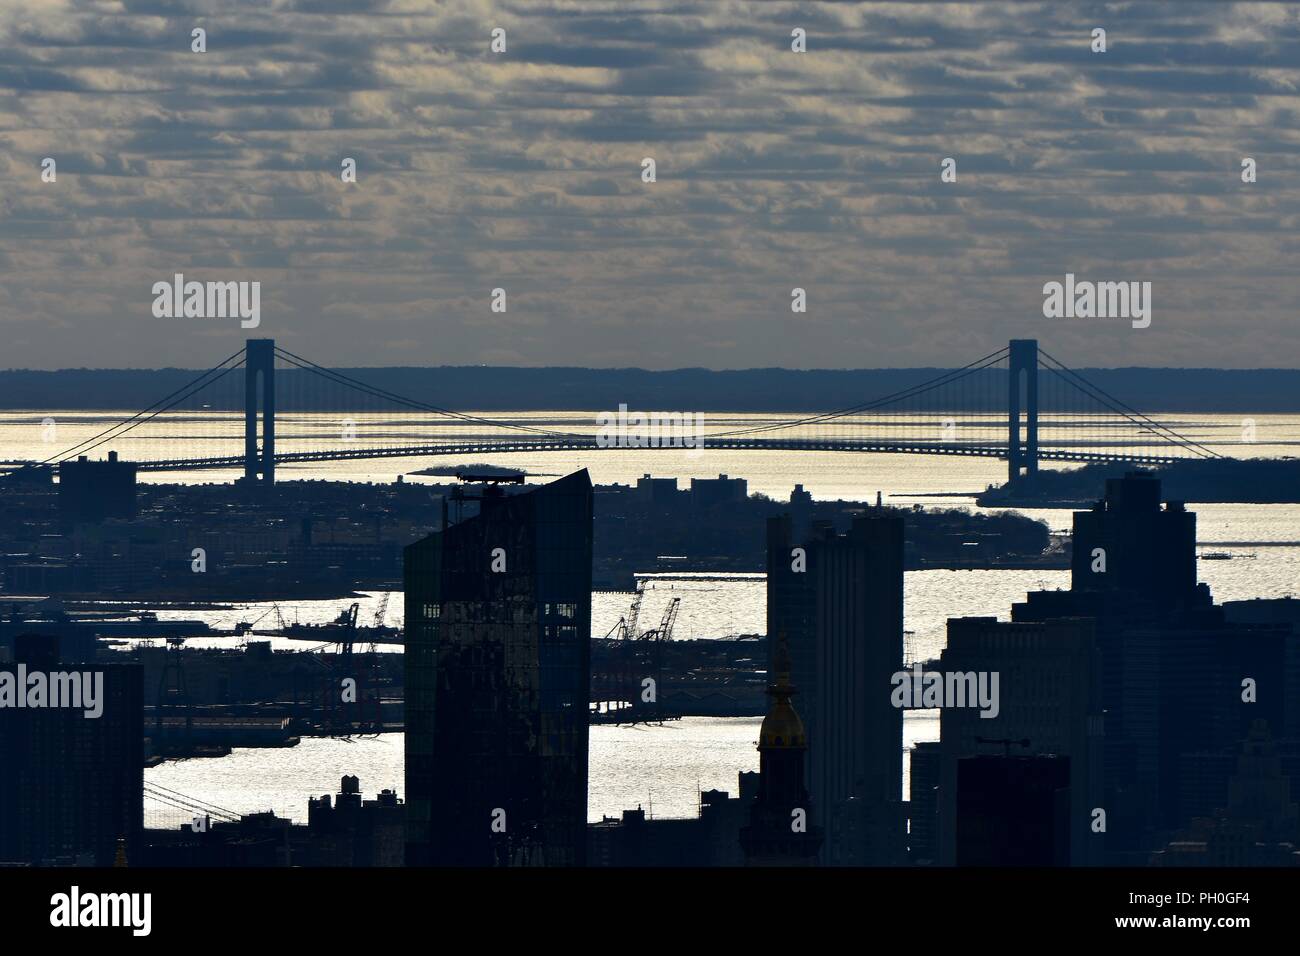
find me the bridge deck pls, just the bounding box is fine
[6,340,1214,476]
[114,437,1184,472]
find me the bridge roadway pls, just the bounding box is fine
[125,436,1185,472]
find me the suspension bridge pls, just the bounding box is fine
[9,338,1223,484]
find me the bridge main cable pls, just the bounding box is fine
[143,783,242,824]
[705,346,1010,439]
[273,346,581,441]
[143,781,243,821]
[41,346,249,465]
[1037,349,1221,459]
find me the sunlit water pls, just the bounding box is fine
[3,411,1297,824]
[134,546,1297,825]
[4,409,1297,498]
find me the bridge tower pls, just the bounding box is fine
[244,338,275,485]
[1007,339,1038,482]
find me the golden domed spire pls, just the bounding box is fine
[759,633,805,749]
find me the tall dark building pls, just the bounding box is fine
[740,636,823,865]
[766,512,905,864]
[908,741,941,864]
[1011,472,1297,859]
[955,755,1071,866]
[1070,470,1199,611]
[403,471,593,866]
[937,616,1104,865]
[0,634,143,866]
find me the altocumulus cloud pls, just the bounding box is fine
[0,0,1297,369]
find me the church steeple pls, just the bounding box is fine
[740,633,823,865]
[758,632,805,751]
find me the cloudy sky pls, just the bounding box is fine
[1,0,1297,370]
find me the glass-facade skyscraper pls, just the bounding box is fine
[404,470,593,866]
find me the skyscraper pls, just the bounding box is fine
[403,471,593,866]
[1069,470,1201,612]
[1012,472,1289,857]
[0,634,143,866]
[908,741,941,864]
[766,512,905,864]
[937,616,1104,866]
[955,755,1071,866]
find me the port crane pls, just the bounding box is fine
[601,579,649,643]
[231,605,276,638]
[367,592,391,655]
[154,636,194,756]
[334,602,361,657]
[642,597,680,643]
[636,597,679,723]
[319,602,383,738]
[598,584,681,725]
[624,583,644,641]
